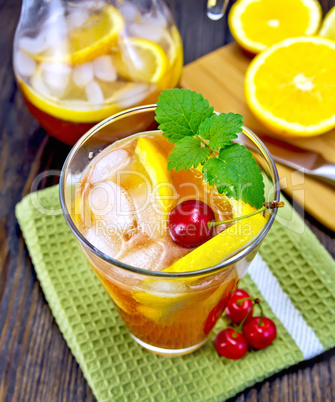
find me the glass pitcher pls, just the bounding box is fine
[13,0,183,145]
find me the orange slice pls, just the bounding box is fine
[228,0,321,54]
[245,36,335,137]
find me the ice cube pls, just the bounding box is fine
[83,0,105,11]
[121,241,165,270]
[41,8,66,30]
[41,62,71,97]
[130,182,167,240]
[139,203,167,239]
[89,182,114,214]
[88,181,137,232]
[150,280,188,295]
[19,12,68,56]
[93,55,117,82]
[41,16,68,46]
[14,51,36,77]
[142,11,167,28]
[31,73,51,98]
[84,226,122,258]
[119,1,140,21]
[85,80,104,108]
[114,83,152,109]
[89,149,129,184]
[128,22,165,42]
[73,62,94,87]
[18,35,50,55]
[41,61,72,75]
[67,9,90,29]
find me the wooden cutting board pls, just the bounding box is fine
[181,42,335,231]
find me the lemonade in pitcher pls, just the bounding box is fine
[13,0,183,144]
[60,90,281,356]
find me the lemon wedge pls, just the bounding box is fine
[135,137,175,212]
[114,38,168,83]
[32,5,124,65]
[134,282,190,322]
[163,201,266,273]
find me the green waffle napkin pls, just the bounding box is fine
[16,186,335,402]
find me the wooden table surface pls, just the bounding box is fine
[1,0,334,401]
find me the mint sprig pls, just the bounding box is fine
[199,113,243,150]
[203,144,265,208]
[155,88,265,209]
[167,137,211,171]
[155,89,214,142]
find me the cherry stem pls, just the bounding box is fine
[255,299,265,326]
[208,201,285,228]
[236,297,254,306]
[232,304,254,338]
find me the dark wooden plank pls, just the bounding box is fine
[0,0,334,401]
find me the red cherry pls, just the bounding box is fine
[214,328,248,359]
[168,200,215,248]
[226,289,253,323]
[243,317,277,349]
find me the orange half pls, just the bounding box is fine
[245,36,335,137]
[228,0,322,53]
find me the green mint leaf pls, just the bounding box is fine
[155,88,214,143]
[202,144,265,208]
[167,137,211,171]
[198,113,243,150]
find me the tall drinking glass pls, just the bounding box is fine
[60,105,280,357]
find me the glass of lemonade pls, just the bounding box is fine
[60,105,280,356]
[13,0,183,145]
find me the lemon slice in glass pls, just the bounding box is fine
[135,137,175,212]
[163,202,266,273]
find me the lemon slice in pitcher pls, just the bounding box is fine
[19,68,122,123]
[19,60,154,123]
[34,5,124,65]
[114,38,168,83]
